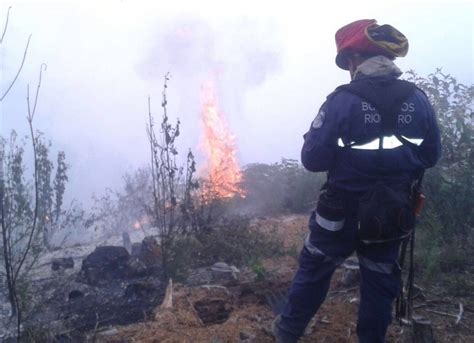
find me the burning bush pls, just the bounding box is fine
[138,74,288,281]
[199,79,245,201]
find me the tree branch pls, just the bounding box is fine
[26,63,47,122]
[0,6,11,44]
[0,34,32,102]
[13,63,46,282]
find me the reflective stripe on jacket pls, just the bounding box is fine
[301,75,442,194]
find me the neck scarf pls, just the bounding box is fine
[354,55,402,79]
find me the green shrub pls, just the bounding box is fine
[197,217,284,267]
[165,216,285,281]
[406,70,473,293]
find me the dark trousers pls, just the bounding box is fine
[278,206,402,343]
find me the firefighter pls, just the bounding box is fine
[272,19,441,343]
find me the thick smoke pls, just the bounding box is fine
[138,17,282,89]
[136,16,283,165]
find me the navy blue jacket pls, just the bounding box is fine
[301,75,442,194]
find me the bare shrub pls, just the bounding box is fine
[146,73,198,278]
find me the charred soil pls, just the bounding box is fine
[98,215,473,343]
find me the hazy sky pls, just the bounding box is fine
[1,0,473,205]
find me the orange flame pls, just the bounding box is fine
[200,79,245,200]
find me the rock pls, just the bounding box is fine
[211,262,240,273]
[77,246,130,286]
[51,257,74,271]
[186,262,241,286]
[211,262,240,284]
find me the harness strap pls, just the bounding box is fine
[396,229,416,323]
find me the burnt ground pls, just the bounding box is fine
[97,215,474,343]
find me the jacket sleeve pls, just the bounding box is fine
[301,98,340,172]
[417,91,442,168]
